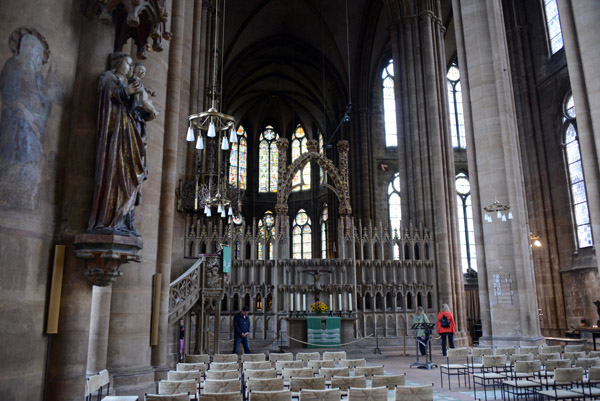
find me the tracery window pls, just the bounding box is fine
[229,125,247,190]
[388,172,401,235]
[258,125,279,193]
[456,173,477,272]
[447,61,465,149]
[292,209,312,259]
[321,204,328,259]
[258,210,275,259]
[563,94,593,248]
[543,0,564,55]
[291,125,310,191]
[382,59,397,147]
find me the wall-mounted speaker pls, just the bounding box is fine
[46,245,65,334]
[150,273,162,345]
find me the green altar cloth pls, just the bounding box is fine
[307,316,341,348]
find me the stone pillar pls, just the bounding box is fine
[386,0,466,344]
[152,0,186,368]
[86,286,112,374]
[557,0,600,276]
[452,0,543,345]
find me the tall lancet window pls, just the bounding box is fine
[258,125,279,193]
[563,94,593,248]
[388,173,402,237]
[543,0,564,55]
[258,210,275,260]
[321,204,328,259]
[456,173,476,272]
[292,209,312,259]
[291,125,310,191]
[447,61,465,149]
[382,59,397,147]
[229,125,247,190]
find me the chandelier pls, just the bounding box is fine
[182,0,240,218]
[483,199,513,223]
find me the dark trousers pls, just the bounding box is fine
[232,335,251,354]
[441,332,454,356]
[418,336,428,356]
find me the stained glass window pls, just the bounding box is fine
[388,173,402,248]
[229,125,247,190]
[292,209,312,259]
[258,210,275,259]
[291,125,310,191]
[543,0,564,55]
[258,126,279,192]
[563,94,593,248]
[321,204,328,259]
[382,59,397,147]
[447,61,465,149]
[456,173,477,273]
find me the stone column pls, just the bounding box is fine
[86,285,112,374]
[557,0,600,276]
[152,0,186,368]
[452,0,543,345]
[46,17,115,401]
[386,0,466,344]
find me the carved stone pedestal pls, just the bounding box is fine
[73,233,143,286]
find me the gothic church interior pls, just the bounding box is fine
[0,0,599,400]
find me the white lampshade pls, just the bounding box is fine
[206,207,212,217]
[497,211,502,219]
[229,127,237,143]
[196,135,204,150]
[508,212,513,219]
[207,121,216,138]
[221,136,229,150]
[501,214,507,222]
[228,206,233,216]
[217,204,223,213]
[221,209,226,218]
[186,126,195,141]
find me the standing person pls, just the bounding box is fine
[437,303,456,356]
[413,306,430,356]
[232,306,251,354]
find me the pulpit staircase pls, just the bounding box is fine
[168,256,204,325]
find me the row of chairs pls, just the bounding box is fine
[184,352,349,366]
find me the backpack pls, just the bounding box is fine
[440,315,450,328]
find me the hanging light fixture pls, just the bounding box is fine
[483,199,512,223]
[529,232,542,247]
[182,0,240,219]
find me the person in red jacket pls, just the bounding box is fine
[437,303,456,356]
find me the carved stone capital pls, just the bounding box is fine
[73,233,143,286]
[306,139,318,152]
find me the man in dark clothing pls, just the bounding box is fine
[232,306,251,354]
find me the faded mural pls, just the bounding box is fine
[0,27,61,210]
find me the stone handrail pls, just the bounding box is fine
[168,256,204,325]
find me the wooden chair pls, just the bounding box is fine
[243,353,267,363]
[296,352,321,366]
[205,370,239,380]
[203,379,241,394]
[565,345,585,353]
[213,354,239,363]
[353,366,384,380]
[145,394,189,401]
[540,345,563,355]
[468,348,493,374]
[281,367,314,381]
[563,352,585,364]
[249,390,292,401]
[472,355,508,401]
[518,346,540,356]
[371,373,406,389]
[269,353,294,363]
[244,369,277,383]
[501,360,543,400]
[198,392,242,401]
[495,347,517,357]
[247,377,284,393]
[275,360,304,373]
[299,388,341,401]
[540,359,571,388]
[184,355,211,364]
[394,384,434,401]
[538,352,561,367]
[177,363,206,373]
[348,386,387,401]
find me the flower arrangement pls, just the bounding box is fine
[311,300,328,313]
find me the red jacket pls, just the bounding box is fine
[437,311,456,334]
